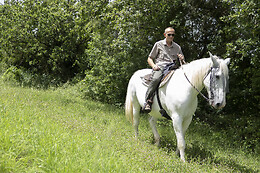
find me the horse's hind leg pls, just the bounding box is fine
[149,116,160,146]
[133,102,141,138]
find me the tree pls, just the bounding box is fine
[80,0,179,104]
[0,0,91,86]
[218,0,259,151]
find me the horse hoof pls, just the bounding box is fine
[155,140,160,147]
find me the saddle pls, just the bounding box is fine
[141,62,177,88]
[141,70,175,88]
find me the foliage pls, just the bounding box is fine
[1,66,23,85]
[0,0,91,86]
[217,0,259,151]
[79,0,177,104]
[220,0,259,114]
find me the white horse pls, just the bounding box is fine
[125,53,230,162]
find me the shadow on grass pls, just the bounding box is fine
[158,136,258,173]
[186,143,258,173]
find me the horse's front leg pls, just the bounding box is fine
[172,116,186,162]
[175,115,193,160]
[149,116,160,146]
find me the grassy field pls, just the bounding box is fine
[0,82,259,172]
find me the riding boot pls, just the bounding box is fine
[142,99,153,113]
[143,70,163,113]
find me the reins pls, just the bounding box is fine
[179,59,211,102]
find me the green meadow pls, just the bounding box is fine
[0,82,259,173]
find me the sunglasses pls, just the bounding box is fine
[167,34,175,37]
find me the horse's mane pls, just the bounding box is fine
[182,57,229,89]
[183,58,211,89]
[220,60,229,78]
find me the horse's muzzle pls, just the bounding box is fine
[211,101,225,109]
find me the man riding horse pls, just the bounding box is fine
[143,27,185,113]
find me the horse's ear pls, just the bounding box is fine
[210,53,219,67]
[224,58,231,65]
[208,51,213,57]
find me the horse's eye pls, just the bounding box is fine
[216,75,220,79]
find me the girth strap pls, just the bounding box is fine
[156,88,172,120]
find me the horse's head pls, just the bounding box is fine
[203,52,230,109]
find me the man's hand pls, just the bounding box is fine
[148,56,160,71]
[152,65,160,71]
[178,54,186,65]
[177,54,184,60]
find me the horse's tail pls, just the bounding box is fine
[125,79,134,124]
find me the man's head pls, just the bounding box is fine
[164,27,175,43]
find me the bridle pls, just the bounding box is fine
[179,59,214,102]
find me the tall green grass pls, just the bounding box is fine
[0,82,259,172]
